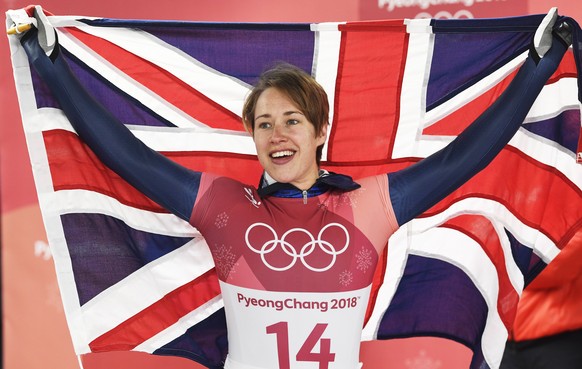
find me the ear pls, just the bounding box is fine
[316,123,328,146]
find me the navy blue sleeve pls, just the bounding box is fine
[21,29,201,222]
[388,33,569,226]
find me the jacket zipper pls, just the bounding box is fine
[302,190,308,204]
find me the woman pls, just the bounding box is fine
[19,8,571,369]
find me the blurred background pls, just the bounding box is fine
[1,1,580,368]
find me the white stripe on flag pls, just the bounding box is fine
[412,213,524,297]
[395,50,528,159]
[62,24,251,119]
[31,107,257,157]
[134,295,225,353]
[409,197,560,264]
[422,51,528,130]
[128,125,257,155]
[525,77,579,122]
[511,129,582,192]
[361,223,410,340]
[81,237,215,343]
[9,35,92,353]
[311,22,344,162]
[392,18,433,160]
[409,227,508,369]
[50,189,197,237]
[56,29,213,129]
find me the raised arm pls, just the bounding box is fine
[388,13,572,226]
[20,22,201,222]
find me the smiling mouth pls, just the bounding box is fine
[270,150,295,158]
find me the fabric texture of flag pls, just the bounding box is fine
[6,8,582,369]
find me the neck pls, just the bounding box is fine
[257,170,360,198]
[262,170,327,190]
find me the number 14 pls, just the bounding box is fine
[266,322,336,369]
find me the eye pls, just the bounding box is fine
[256,121,271,129]
[286,119,299,126]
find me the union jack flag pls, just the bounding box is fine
[7,9,582,369]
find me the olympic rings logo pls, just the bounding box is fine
[415,9,474,19]
[245,223,350,272]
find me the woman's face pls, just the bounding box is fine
[252,87,327,190]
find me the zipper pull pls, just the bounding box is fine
[302,190,308,204]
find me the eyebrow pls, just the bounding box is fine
[254,110,304,121]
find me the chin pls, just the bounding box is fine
[270,173,293,184]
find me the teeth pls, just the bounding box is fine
[271,150,294,158]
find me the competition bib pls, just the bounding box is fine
[221,282,371,369]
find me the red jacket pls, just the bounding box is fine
[510,231,582,341]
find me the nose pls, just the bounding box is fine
[270,122,287,143]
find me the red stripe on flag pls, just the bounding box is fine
[89,269,221,351]
[168,151,262,185]
[44,129,263,211]
[65,27,245,132]
[423,69,517,136]
[44,129,164,212]
[441,215,519,330]
[423,147,582,248]
[328,21,408,164]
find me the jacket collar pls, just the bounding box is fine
[257,170,361,198]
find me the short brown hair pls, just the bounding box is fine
[242,63,329,164]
